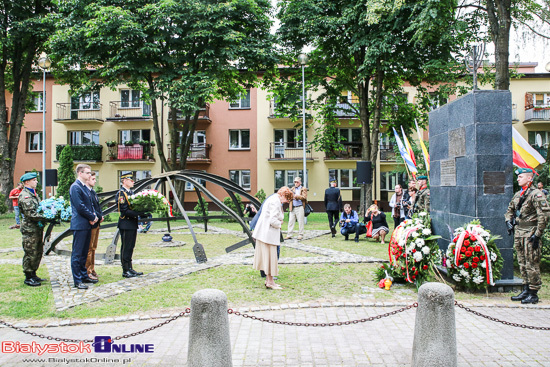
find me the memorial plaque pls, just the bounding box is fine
[483,171,506,195]
[448,127,466,157]
[440,159,456,186]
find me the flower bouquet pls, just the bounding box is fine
[37,196,72,227]
[388,212,442,287]
[127,189,173,217]
[445,220,503,290]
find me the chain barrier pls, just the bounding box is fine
[227,302,418,327]
[454,301,550,331]
[0,308,191,343]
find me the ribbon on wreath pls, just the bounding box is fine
[388,222,406,266]
[453,224,494,285]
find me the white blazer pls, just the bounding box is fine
[252,194,284,246]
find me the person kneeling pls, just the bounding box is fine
[364,204,389,244]
[340,204,363,242]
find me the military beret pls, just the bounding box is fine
[417,175,428,180]
[515,168,535,175]
[20,172,38,182]
[330,177,337,184]
[120,172,134,180]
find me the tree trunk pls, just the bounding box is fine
[486,0,512,90]
[370,64,385,207]
[358,77,371,216]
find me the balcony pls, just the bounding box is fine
[168,105,211,123]
[55,144,103,162]
[269,142,313,160]
[380,145,397,162]
[54,103,103,123]
[268,101,312,121]
[525,106,550,123]
[106,144,155,163]
[324,142,362,160]
[333,102,359,118]
[167,143,212,164]
[106,101,152,121]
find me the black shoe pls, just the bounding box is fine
[129,269,143,276]
[24,278,41,287]
[123,271,137,278]
[74,283,88,290]
[521,290,539,304]
[32,272,46,282]
[332,234,336,238]
[354,237,359,243]
[82,277,98,284]
[511,284,530,301]
[331,227,336,235]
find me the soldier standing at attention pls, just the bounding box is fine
[324,178,342,237]
[117,172,146,278]
[505,168,549,304]
[18,172,47,287]
[414,175,430,213]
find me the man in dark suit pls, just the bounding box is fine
[117,172,146,278]
[69,164,98,289]
[324,178,342,237]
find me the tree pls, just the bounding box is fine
[0,0,56,208]
[57,145,74,200]
[274,0,459,214]
[49,0,275,197]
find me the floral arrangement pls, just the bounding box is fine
[445,220,503,290]
[388,212,442,287]
[37,196,72,227]
[126,189,173,217]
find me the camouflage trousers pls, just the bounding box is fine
[514,235,542,290]
[22,232,44,274]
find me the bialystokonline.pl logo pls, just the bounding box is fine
[2,336,154,363]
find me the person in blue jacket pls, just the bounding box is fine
[339,204,361,242]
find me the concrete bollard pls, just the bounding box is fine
[411,282,456,367]
[187,289,233,367]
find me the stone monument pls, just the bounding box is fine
[429,90,520,289]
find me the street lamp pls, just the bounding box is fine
[38,53,51,200]
[298,53,308,186]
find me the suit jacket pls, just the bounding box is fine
[70,180,96,231]
[289,186,308,211]
[324,187,342,212]
[90,188,103,229]
[116,186,142,230]
[252,194,284,246]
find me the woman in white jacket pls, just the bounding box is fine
[252,186,294,290]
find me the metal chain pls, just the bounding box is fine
[0,308,191,343]
[227,303,419,327]
[455,301,550,331]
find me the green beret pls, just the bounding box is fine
[330,177,337,184]
[417,175,428,180]
[120,172,134,180]
[515,168,535,175]
[20,172,38,182]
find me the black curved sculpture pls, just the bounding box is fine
[43,170,261,264]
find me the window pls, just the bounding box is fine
[529,131,550,148]
[178,130,205,144]
[68,130,99,145]
[274,170,308,190]
[27,132,43,152]
[274,129,305,148]
[229,90,251,109]
[328,169,359,189]
[428,92,447,111]
[533,93,550,107]
[338,128,361,143]
[118,170,151,182]
[120,89,141,108]
[71,91,100,110]
[120,129,151,144]
[230,170,251,190]
[380,172,407,191]
[31,92,44,112]
[185,171,207,191]
[229,130,250,149]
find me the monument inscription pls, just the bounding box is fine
[448,128,466,157]
[441,159,456,186]
[483,171,506,195]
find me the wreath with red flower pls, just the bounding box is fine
[445,220,503,291]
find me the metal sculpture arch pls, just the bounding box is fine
[44,170,261,264]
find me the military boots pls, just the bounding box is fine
[24,272,41,287]
[511,284,530,301]
[521,290,539,304]
[32,271,46,282]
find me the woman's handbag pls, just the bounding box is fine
[365,214,373,237]
[304,203,314,217]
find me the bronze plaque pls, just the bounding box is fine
[441,159,456,186]
[448,127,466,157]
[484,171,505,195]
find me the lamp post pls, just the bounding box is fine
[38,53,51,200]
[298,53,308,186]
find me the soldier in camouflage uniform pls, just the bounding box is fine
[18,172,47,287]
[505,168,549,304]
[413,175,430,214]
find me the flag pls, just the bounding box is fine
[415,120,430,172]
[512,127,545,169]
[393,127,417,174]
[401,125,417,166]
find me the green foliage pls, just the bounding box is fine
[0,193,8,214]
[30,169,43,199]
[223,194,244,222]
[254,188,266,203]
[194,197,209,223]
[540,227,550,272]
[55,144,102,161]
[57,145,74,200]
[374,263,405,283]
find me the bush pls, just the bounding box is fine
[255,188,266,203]
[57,145,75,200]
[0,193,8,214]
[223,193,244,222]
[194,197,209,223]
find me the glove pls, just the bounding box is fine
[505,220,514,236]
[529,234,540,250]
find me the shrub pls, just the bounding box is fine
[57,145,75,200]
[194,197,209,223]
[255,188,266,203]
[0,193,8,214]
[223,193,244,222]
